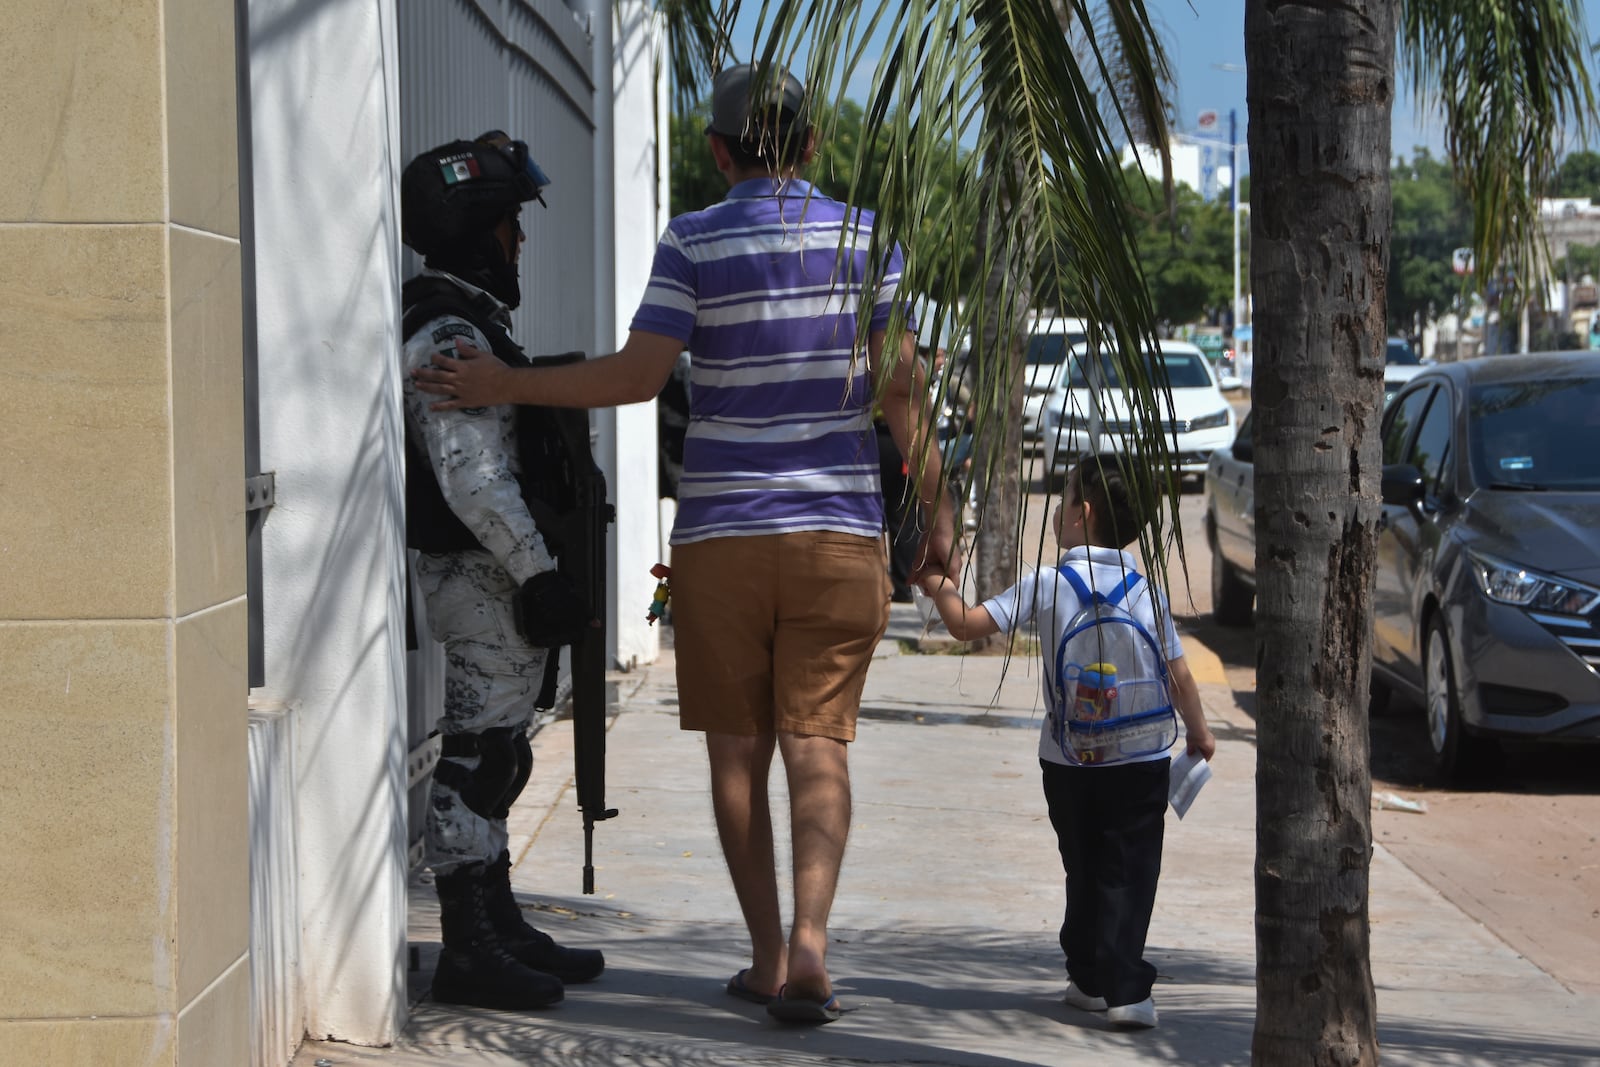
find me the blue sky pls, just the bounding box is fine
[728,2,1599,170]
[1148,0,1600,168]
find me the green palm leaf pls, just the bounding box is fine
[1401,0,1596,312]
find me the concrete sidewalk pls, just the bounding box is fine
[295,605,1600,1066]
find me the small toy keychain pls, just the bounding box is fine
[645,563,672,625]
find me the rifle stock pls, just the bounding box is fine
[531,353,618,894]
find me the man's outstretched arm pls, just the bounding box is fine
[413,329,684,410]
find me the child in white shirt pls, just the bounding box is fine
[920,455,1215,1030]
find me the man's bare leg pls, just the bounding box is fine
[778,732,851,1001]
[706,731,785,996]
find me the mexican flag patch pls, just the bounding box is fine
[440,156,480,184]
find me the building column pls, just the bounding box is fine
[0,0,250,1063]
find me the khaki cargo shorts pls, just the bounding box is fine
[671,531,891,741]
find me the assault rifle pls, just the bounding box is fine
[530,353,618,894]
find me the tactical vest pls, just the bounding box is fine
[400,274,587,556]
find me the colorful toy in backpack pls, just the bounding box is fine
[1073,662,1118,722]
[645,563,672,625]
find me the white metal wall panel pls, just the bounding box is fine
[398,0,598,351]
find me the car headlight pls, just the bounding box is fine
[1468,551,1600,615]
[1188,409,1231,431]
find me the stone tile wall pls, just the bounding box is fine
[0,1,250,1063]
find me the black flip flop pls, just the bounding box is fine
[765,985,844,1023]
[726,969,777,1006]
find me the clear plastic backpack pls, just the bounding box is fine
[1048,566,1178,766]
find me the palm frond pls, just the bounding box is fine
[655,0,740,113]
[1401,0,1596,308]
[814,0,1177,598]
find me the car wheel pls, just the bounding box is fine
[1209,533,1253,627]
[1422,615,1495,781]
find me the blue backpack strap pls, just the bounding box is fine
[1103,570,1143,608]
[1058,564,1144,608]
[1058,564,1093,603]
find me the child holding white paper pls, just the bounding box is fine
[920,455,1215,1030]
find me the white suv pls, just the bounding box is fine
[1020,315,1090,446]
[1039,340,1239,492]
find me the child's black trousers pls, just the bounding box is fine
[1041,756,1171,1009]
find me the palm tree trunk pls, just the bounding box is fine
[1245,2,1390,1064]
[970,160,1036,644]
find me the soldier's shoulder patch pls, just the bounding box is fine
[431,321,477,344]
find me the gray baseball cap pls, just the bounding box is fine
[707,63,809,138]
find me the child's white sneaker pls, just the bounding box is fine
[1107,996,1158,1029]
[1062,981,1107,1012]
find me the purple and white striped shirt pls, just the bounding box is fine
[630,178,910,545]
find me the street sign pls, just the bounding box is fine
[1234,324,1253,342]
[1197,109,1219,132]
[1452,247,1475,275]
[1199,144,1218,202]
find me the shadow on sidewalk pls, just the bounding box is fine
[392,913,1263,1067]
[374,905,1599,1067]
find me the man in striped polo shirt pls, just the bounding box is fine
[413,63,957,1023]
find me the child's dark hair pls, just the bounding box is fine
[1072,454,1147,549]
[719,112,810,170]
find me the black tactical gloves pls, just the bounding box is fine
[514,570,591,647]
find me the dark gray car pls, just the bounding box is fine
[1204,410,1256,626]
[1375,352,1600,777]
[1204,352,1600,780]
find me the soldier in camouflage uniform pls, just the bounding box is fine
[399,132,604,1011]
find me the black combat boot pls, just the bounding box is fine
[483,850,605,983]
[432,862,565,1009]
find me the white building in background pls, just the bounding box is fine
[1121,139,1238,202]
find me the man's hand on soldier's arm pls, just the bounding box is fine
[413,331,684,411]
[412,338,515,410]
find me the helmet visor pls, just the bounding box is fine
[476,130,551,205]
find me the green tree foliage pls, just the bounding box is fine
[1387,147,1600,334]
[1389,148,1472,332]
[807,99,880,207]
[671,98,889,214]
[668,104,724,214]
[1121,165,1237,327]
[671,98,977,292]
[1554,149,1600,199]
[1560,240,1600,279]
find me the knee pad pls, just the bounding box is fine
[433,726,521,820]
[491,727,533,821]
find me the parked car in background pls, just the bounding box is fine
[1384,335,1428,407]
[1374,352,1600,777]
[1204,410,1256,625]
[1206,351,1600,780]
[1192,333,1245,390]
[1020,315,1089,446]
[1207,344,1420,628]
[1040,340,1238,492]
